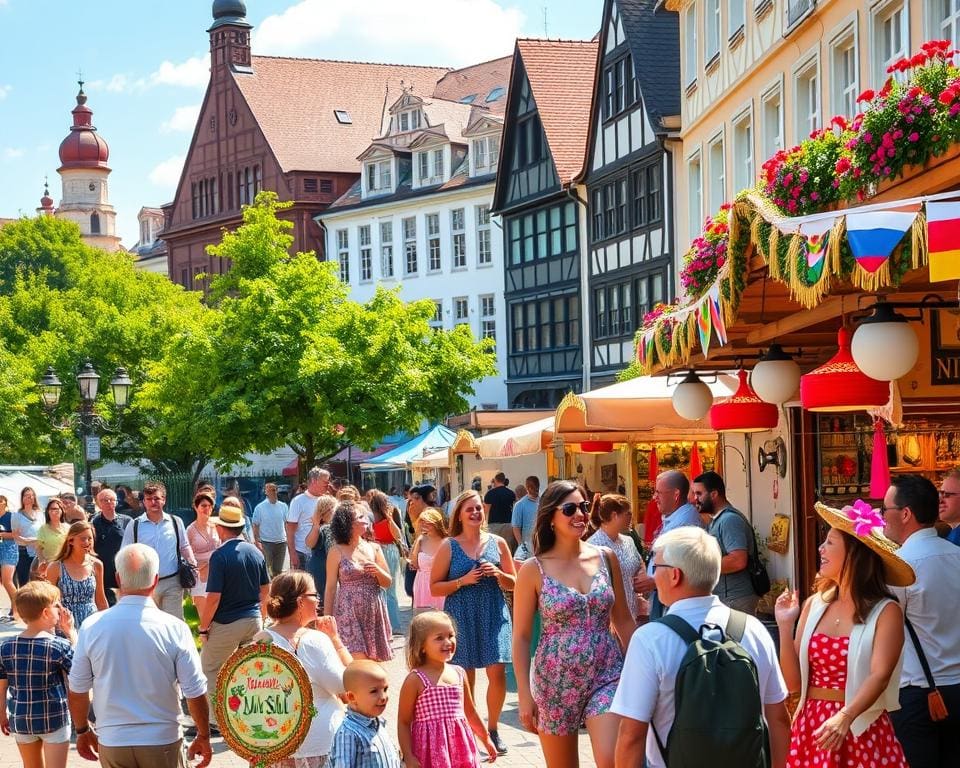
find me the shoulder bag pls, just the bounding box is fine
[905,617,949,721]
[134,515,198,589]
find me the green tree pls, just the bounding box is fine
[153,192,496,472]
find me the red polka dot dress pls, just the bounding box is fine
[787,634,908,768]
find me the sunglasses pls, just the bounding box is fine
[557,501,590,517]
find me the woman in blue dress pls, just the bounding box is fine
[46,521,108,628]
[430,490,516,756]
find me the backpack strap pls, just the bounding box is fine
[655,614,700,645]
[726,610,748,643]
[133,518,139,543]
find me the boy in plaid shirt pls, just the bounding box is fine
[0,581,76,767]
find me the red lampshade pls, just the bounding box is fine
[800,327,890,412]
[580,440,614,454]
[709,369,779,432]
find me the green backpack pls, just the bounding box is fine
[652,611,770,768]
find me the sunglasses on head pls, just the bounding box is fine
[557,500,590,517]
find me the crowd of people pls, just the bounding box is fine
[0,465,958,768]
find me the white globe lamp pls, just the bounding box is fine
[672,370,714,420]
[750,345,801,404]
[851,303,919,381]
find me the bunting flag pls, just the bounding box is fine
[846,205,920,273]
[927,201,960,282]
[797,219,835,284]
[708,283,728,345]
[637,329,655,368]
[696,296,712,358]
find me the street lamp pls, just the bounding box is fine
[38,360,133,515]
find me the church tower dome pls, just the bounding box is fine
[58,85,110,171]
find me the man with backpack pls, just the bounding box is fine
[611,526,789,768]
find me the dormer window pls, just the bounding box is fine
[366,159,392,194]
[485,87,505,103]
[472,135,500,176]
[417,148,444,186]
[398,109,422,132]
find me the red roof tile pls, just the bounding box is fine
[516,39,599,185]
[236,56,452,173]
[432,56,513,114]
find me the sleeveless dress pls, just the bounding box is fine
[410,666,480,768]
[443,538,511,669]
[333,555,393,661]
[414,550,444,610]
[787,634,908,768]
[532,553,624,735]
[59,562,97,628]
[587,528,642,618]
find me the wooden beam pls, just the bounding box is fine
[745,294,860,345]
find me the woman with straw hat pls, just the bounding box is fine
[775,499,914,767]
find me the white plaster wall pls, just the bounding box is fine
[458,453,548,498]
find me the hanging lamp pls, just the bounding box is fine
[672,370,713,420]
[851,303,919,381]
[579,440,614,454]
[751,344,801,404]
[800,327,889,412]
[709,368,779,432]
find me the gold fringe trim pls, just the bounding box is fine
[912,211,928,268]
[785,228,834,309]
[768,225,781,277]
[828,216,846,276]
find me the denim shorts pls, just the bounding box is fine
[13,723,71,744]
[0,542,17,567]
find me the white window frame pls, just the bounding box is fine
[687,149,703,245]
[451,208,466,269]
[870,0,909,86]
[480,294,496,346]
[684,4,698,87]
[926,0,960,47]
[365,159,392,194]
[336,229,349,284]
[454,296,470,325]
[793,52,821,144]
[477,205,493,266]
[732,106,754,194]
[380,221,394,279]
[829,20,859,119]
[760,78,784,161]
[359,225,372,283]
[472,134,500,175]
[728,0,746,38]
[403,217,418,276]
[430,299,443,329]
[706,0,721,62]
[426,213,441,273]
[708,132,726,212]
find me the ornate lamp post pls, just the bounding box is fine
[38,361,133,514]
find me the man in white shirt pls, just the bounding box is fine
[611,526,789,768]
[883,474,960,768]
[286,467,329,570]
[67,543,211,768]
[253,482,289,577]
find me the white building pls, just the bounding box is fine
[318,87,508,410]
[130,207,169,275]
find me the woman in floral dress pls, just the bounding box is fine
[513,481,636,768]
[587,494,643,620]
[776,500,913,768]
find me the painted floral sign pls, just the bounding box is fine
[216,641,315,767]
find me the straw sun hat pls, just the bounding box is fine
[210,497,246,528]
[814,500,915,587]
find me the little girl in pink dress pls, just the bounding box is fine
[409,509,446,612]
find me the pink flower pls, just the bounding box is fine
[841,499,885,537]
[908,132,920,142]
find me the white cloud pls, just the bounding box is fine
[255,0,523,66]
[150,56,209,89]
[160,104,201,134]
[2,147,23,161]
[148,155,185,189]
[0,84,11,100]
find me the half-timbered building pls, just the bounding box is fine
[582,0,681,386]
[492,39,599,409]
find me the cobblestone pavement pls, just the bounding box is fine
[0,589,597,767]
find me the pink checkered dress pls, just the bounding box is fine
[410,665,481,768]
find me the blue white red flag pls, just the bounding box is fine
[845,205,920,274]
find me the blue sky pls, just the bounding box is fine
[0,0,602,247]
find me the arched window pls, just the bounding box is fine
[90,212,101,234]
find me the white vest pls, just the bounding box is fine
[796,594,904,737]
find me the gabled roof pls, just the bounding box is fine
[463,107,504,137]
[515,38,599,186]
[617,0,680,126]
[234,56,451,173]
[432,55,513,115]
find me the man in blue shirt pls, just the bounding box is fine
[197,499,269,732]
[938,470,960,546]
[511,476,540,560]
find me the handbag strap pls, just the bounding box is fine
[904,616,938,691]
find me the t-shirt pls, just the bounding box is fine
[11,510,43,557]
[707,506,756,602]
[483,485,516,525]
[610,594,787,768]
[510,495,539,558]
[252,499,289,543]
[287,492,320,553]
[0,511,17,558]
[207,538,269,624]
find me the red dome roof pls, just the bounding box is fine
[58,89,110,170]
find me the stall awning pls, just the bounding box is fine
[411,448,450,470]
[473,417,556,459]
[555,374,737,437]
[360,425,457,470]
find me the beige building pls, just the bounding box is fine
[668,0,960,258]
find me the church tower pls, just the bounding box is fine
[56,82,121,251]
[209,0,252,78]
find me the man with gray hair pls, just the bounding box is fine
[286,467,330,569]
[91,487,131,607]
[68,543,211,767]
[611,526,789,768]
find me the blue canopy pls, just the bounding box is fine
[360,424,456,470]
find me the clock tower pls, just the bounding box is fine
[55,82,121,251]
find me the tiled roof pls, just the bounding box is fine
[236,56,452,173]
[516,38,599,186]
[432,56,513,114]
[618,0,680,126]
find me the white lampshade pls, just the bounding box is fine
[851,304,919,381]
[672,370,714,420]
[750,345,801,404]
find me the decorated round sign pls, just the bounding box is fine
[215,641,315,767]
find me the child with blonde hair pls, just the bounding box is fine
[409,509,447,612]
[397,611,496,767]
